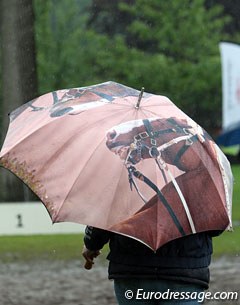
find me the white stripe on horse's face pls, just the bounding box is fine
[108,118,157,136]
[50,99,110,117]
[106,116,208,170]
[105,118,159,161]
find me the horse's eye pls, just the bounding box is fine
[108,130,117,140]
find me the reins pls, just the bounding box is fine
[125,118,202,234]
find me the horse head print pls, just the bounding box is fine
[105,117,218,235]
[10,83,127,122]
[106,117,206,172]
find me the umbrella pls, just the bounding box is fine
[216,122,240,147]
[0,81,233,250]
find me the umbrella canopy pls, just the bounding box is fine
[0,81,233,250]
[216,122,240,147]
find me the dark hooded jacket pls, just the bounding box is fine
[84,226,219,289]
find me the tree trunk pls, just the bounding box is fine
[0,0,38,201]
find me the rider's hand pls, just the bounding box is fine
[82,245,101,270]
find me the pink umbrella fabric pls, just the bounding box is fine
[0,81,233,250]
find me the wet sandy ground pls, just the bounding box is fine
[0,256,239,305]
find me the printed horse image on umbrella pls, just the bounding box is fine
[105,117,232,248]
[0,81,233,250]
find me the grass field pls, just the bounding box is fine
[0,234,85,262]
[231,164,240,219]
[0,165,239,262]
[212,164,240,256]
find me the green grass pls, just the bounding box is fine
[231,164,240,220]
[0,165,239,262]
[0,234,85,262]
[212,164,240,257]
[213,226,240,257]
[221,145,239,156]
[0,233,110,263]
[0,230,238,262]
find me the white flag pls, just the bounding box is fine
[219,42,240,129]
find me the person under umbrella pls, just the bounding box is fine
[82,223,222,305]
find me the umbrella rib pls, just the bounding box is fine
[55,109,138,220]
[37,106,133,178]
[52,134,108,221]
[1,82,233,250]
[0,115,58,157]
[131,168,186,237]
[1,99,134,157]
[104,162,128,227]
[102,103,151,225]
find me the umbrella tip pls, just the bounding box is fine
[135,87,145,109]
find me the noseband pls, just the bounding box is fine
[125,118,204,236]
[125,118,199,165]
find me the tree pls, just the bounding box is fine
[34,0,91,94]
[206,0,240,38]
[0,0,38,201]
[34,0,235,133]
[87,0,231,132]
[87,0,134,38]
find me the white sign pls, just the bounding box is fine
[0,202,85,235]
[219,42,240,129]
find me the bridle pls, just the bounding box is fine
[125,118,200,166]
[125,118,205,236]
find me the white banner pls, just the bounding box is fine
[219,42,240,129]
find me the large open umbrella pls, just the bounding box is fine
[0,81,233,250]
